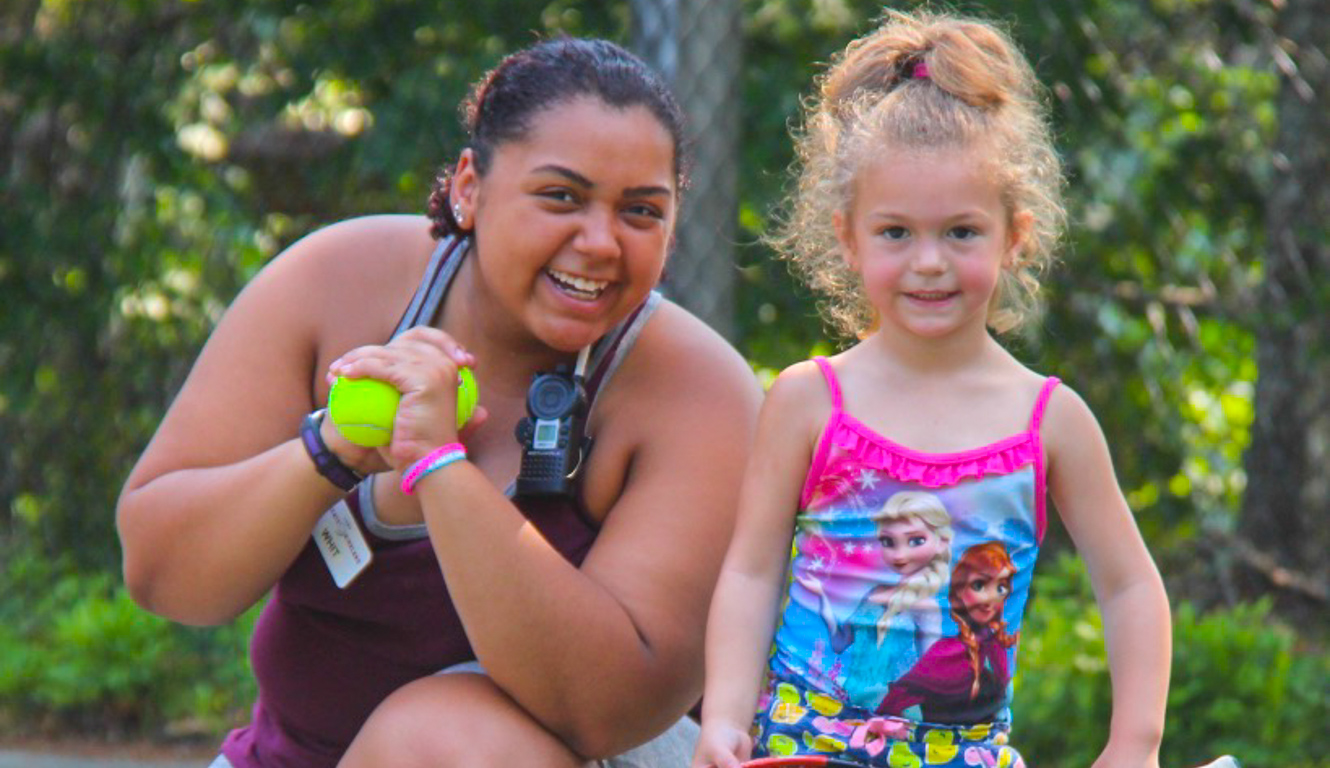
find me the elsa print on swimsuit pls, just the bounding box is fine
[771,467,1040,720]
[795,491,954,708]
[776,487,957,702]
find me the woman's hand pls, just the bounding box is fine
[328,326,485,470]
[691,720,754,768]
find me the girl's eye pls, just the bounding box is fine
[970,578,988,592]
[880,226,909,240]
[908,536,926,547]
[949,226,979,240]
[997,582,1010,596]
[879,535,896,548]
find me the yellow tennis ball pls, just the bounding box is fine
[456,366,478,429]
[329,368,477,447]
[328,377,400,448]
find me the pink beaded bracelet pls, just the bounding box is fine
[400,443,466,495]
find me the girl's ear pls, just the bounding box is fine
[1004,210,1035,269]
[834,209,859,271]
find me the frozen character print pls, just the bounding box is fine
[878,541,1019,724]
[799,491,955,708]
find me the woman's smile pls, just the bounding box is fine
[545,267,611,301]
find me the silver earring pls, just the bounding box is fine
[453,204,463,224]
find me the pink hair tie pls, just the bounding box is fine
[912,60,930,79]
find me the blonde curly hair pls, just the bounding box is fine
[769,9,1067,338]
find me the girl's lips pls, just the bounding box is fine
[904,290,959,302]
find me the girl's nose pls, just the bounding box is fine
[911,240,946,274]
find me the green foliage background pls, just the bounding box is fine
[1,0,1325,763]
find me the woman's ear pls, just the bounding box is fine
[451,149,480,225]
[1004,210,1035,268]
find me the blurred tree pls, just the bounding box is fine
[1237,0,1330,615]
[1,0,1322,629]
[0,0,624,572]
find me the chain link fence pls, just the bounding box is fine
[631,0,742,340]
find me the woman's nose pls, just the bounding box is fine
[575,206,621,259]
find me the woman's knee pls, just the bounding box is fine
[339,673,585,768]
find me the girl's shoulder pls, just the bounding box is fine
[768,357,837,410]
[1028,376,1117,476]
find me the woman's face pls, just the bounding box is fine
[958,565,1013,625]
[457,96,678,352]
[877,517,943,577]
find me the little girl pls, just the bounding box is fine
[692,9,1171,768]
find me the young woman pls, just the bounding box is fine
[118,38,762,768]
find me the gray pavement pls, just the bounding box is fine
[0,750,202,768]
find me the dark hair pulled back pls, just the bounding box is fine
[427,37,687,239]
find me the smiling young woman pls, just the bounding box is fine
[116,38,761,768]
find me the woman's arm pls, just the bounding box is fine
[116,216,432,625]
[693,361,828,768]
[337,303,764,758]
[1044,386,1171,768]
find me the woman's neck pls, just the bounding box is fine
[440,254,579,399]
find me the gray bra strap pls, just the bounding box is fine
[361,238,662,540]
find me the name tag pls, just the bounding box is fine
[313,500,374,588]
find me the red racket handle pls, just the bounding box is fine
[741,758,864,767]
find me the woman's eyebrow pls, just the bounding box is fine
[533,164,671,198]
[534,164,594,188]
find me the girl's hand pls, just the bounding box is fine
[690,720,754,768]
[327,327,485,470]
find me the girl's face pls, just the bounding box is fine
[455,97,678,352]
[835,147,1028,341]
[877,517,943,577]
[958,565,1014,625]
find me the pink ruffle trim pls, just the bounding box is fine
[830,416,1038,488]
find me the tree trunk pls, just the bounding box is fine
[631,0,741,340]
[1237,0,1330,617]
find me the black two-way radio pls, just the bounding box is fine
[513,348,592,498]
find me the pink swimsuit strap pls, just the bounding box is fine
[806,357,1060,541]
[811,357,1059,442]
[812,356,844,412]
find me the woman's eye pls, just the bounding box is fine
[540,189,579,205]
[624,203,664,221]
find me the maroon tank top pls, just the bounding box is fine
[220,236,661,767]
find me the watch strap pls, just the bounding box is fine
[301,409,363,492]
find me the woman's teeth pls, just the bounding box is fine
[547,269,609,299]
